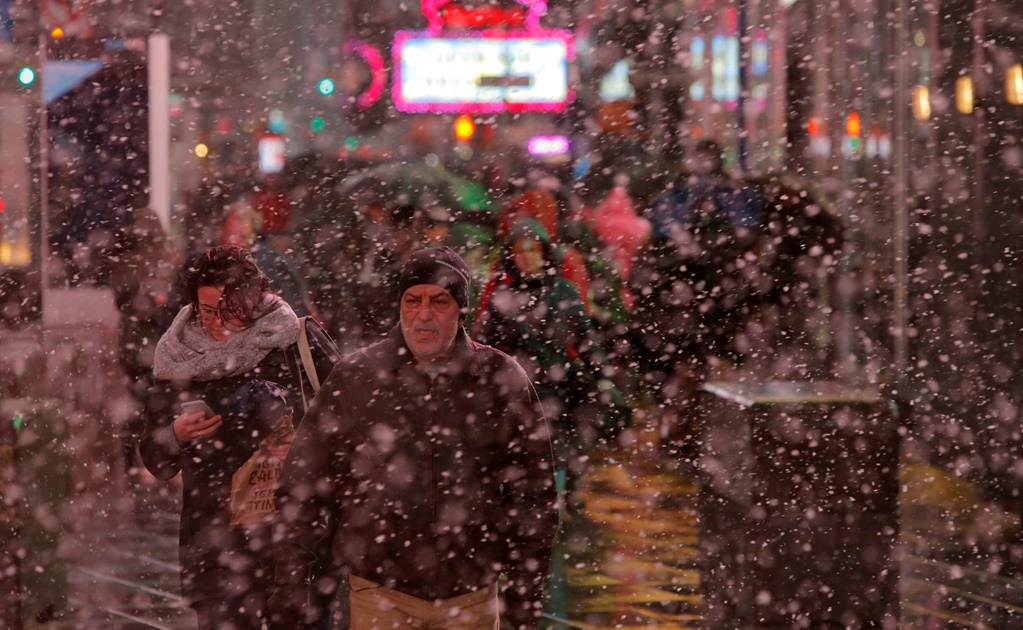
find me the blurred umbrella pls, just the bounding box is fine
[337,161,494,215]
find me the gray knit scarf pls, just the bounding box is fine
[153,295,300,382]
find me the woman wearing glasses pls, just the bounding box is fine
[139,245,339,630]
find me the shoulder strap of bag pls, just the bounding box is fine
[297,316,322,392]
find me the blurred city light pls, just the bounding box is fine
[16,66,35,86]
[268,109,288,134]
[527,135,570,157]
[956,76,974,114]
[258,134,286,174]
[690,36,705,102]
[194,143,209,158]
[808,115,820,137]
[912,86,931,121]
[454,115,475,142]
[317,78,336,97]
[846,111,861,137]
[0,242,30,265]
[1007,64,1023,105]
[599,59,634,102]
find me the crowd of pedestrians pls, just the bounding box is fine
[129,141,843,629]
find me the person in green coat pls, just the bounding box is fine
[476,218,625,481]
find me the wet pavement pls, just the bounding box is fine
[541,443,701,629]
[19,414,1022,629]
[58,478,189,630]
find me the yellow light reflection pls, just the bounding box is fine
[194,143,209,158]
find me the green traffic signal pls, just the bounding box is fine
[17,66,35,86]
[317,78,335,96]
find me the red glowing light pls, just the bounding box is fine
[808,115,820,137]
[421,0,548,34]
[846,111,862,137]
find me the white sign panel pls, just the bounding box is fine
[393,32,572,113]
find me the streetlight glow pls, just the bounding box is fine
[912,86,931,121]
[1007,64,1023,105]
[955,76,974,114]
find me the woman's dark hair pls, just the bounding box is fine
[184,245,272,328]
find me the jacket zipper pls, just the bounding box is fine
[428,377,438,525]
[427,376,440,596]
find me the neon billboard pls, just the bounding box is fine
[393,0,574,114]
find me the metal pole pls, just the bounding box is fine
[148,33,171,234]
[736,0,748,173]
[892,0,910,391]
[768,0,787,171]
[970,0,986,290]
[0,413,21,629]
[38,31,49,294]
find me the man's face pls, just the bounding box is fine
[400,284,461,364]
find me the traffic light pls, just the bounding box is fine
[16,66,35,86]
[807,115,820,137]
[845,111,861,137]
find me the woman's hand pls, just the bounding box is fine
[173,411,224,445]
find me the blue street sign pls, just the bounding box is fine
[43,59,103,104]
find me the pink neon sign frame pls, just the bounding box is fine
[342,40,386,109]
[420,0,548,34]
[392,28,575,114]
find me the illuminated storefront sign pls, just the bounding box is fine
[393,0,572,113]
[393,30,573,113]
[527,135,570,156]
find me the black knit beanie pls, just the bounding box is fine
[398,246,471,311]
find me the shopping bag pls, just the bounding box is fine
[229,411,294,527]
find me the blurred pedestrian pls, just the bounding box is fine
[254,173,292,235]
[629,192,752,445]
[476,219,628,483]
[268,246,558,630]
[108,212,173,484]
[649,139,762,244]
[341,203,445,345]
[584,174,651,314]
[475,186,594,335]
[139,245,339,630]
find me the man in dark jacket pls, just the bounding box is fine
[269,246,558,629]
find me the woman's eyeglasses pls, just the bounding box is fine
[197,300,250,331]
